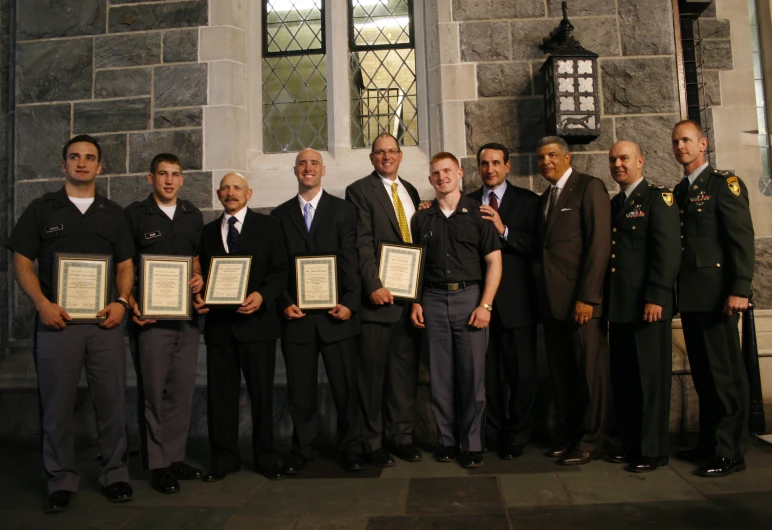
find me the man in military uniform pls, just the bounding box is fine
[7,135,135,512]
[125,153,205,494]
[605,141,680,472]
[671,120,755,477]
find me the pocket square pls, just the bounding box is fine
[561,208,571,212]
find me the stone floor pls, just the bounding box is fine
[1,437,772,530]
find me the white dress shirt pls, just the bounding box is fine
[379,174,416,241]
[544,167,573,218]
[221,206,248,253]
[298,188,323,222]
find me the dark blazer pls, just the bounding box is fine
[536,171,611,321]
[345,171,421,323]
[271,191,361,344]
[199,208,288,346]
[467,182,540,328]
[675,165,755,313]
[606,179,681,323]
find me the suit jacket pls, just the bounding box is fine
[467,182,540,328]
[200,208,288,346]
[345,171,421,323]
[675,165,755,313]
[606,179,681,323]
[271,191,361,344]
[536,171,611,321]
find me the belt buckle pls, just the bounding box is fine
[448,282,459,291]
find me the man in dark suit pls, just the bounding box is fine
[535,135,611,465]
[195,172,288,481]
[467,142,540,460]
[605,141,680,473]
[345,133,423,467]
[272,149,364,473]
[672,120,755,477]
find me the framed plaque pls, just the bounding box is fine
[139,255,192,320]
[203,256,251,305]
[295,254,338,311]
[377,241,425,301]
[53,253,112,323]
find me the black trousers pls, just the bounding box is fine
[206,339,279,471]
[609,320,672,458]
[681,311,749,460]
[484,318,537,448]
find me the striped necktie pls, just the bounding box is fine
[391,182,411,243]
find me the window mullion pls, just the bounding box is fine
[327,0,353,156]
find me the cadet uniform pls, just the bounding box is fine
[675,165,755,461]
[411,195,502,452]
[7,188,135,494]
[124,194,204,471]
[607,179,680,460]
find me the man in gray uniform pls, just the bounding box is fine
[7,135,135,512]
[125,153,205,494]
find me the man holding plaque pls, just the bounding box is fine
[410,152,502,468]
[7,135,135,512]
[345,133,423,467]
[195,172,288,481]
[272,149,364,473]
[124,153,205,494]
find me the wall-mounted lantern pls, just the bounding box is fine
[539,2,601,143]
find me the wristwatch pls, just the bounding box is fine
[116,298,130,310]
[480,303,493,312]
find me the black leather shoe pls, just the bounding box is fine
[605,450,633,464]
[695,457,746,477]
[434,446,458,463]
[202,468,239,483]
[545,446,570,458]
[344,453,365,472]
[626,456,669,473]
[499,444,524,461]
[458,451,484,468]
[366,449,395,468]
[42,490,72,513]
[170,461,203,480]
[102,481,133,503]
[283,453,307,475]
[151,468,180,494]
[675,446,714,462]
[262,462,284,480]
[558,448,597,466]
[392,444,422,462]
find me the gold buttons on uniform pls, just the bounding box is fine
[611,268,616,272]
[612,241,616,245]
[612,228,617,232]
[680,222,683,226]
[697,208,702,212]
[681,247,685,251]
[611,254,616,258]
[680,210,684,214]
[717,263,721,267]
[631,226,636,230]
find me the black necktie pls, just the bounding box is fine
[612,192,626,219]
[677,176,690,206]
[227,216,239,254]
[546,186,559,219]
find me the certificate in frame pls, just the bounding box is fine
[139,255,193,320]
[377,241,425,302]
[295,254,338,311]
[203,256,252,305]
[53,253,113,323]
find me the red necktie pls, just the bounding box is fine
[490,192,499,212]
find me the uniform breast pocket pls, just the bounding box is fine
[138,228,170,248]
[696,202,717,236]
[622,217,648,250]
[95,225,120,254]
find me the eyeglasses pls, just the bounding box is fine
[372,149,401,157]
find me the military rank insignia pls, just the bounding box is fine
[661,192,674,206]
[727,176,741,196]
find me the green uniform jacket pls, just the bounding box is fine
[675,165,755,313]
[607,179,681,323]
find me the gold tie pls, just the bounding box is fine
[391,182,411,243]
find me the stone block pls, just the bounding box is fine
[73,98,151,134]
[460,22,510,62]
[210,0,247,28]
[94,68,152,98]
[16,39,92,104]
[699,18,730,39]
[129,129,203,173]
[569,118,614,153]
[615,115,683,188]
[452,0,544,20]
[208,60,246,106]
[203,106,246,170]
[465,98,544,155]
[618,0,675,56]
[199,25,246,63]
[109,0,208,33]
[511,20,556,60]
[92,134,127,175]
[601,58,679,115]
[701,39,733,70]
[180,171,214,210]
[14,180,68,220]
[111,171,211,210]
[570,153,617,190]
[202,209,222,225]
[163,29,198,63]
[17,0,106,40]
[477,62,532,98]
[548,0,616,16]
[752,258,772,310]
[575,17,620,57]
[154,108,203,129]
[756,237,772,259]
[153,63,207,108]
[95,33,161,68]
[702,70,722,107]
[15,104,70,181]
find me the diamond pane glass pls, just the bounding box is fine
[351,0,411,48]
[265,0,324,54]
[263,54,328,153]
[349,49,418,148]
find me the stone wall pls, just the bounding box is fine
[0,0,11,358]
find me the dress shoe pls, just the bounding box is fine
[391,444,422,462]
[434,446,458,463]
[605,449,634,464]
[695,457,746,478]
[458,451,484,468]
[366,449,395,468]
[499,444,524,461]
[344,453,365,472]
[544,446,570,458]
[170,461,203,480]
[102,481,133,503]
[626,456,669,473]
[674,446,714,462]
[42,490,72,513]
[262,463,285,480]
[150,468,180,494]
[202,468,239,483]
[283,453,307,475]
[558,448,597,466]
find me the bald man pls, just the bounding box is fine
[195,172,289,481]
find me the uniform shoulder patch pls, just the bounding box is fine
[726,175,741,196]
[661,192,674,206]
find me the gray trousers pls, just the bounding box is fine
[133,321,200,470]
[34,319,129,493]
[423,285,488,452]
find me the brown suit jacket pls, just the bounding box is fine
[536,171,611,321]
